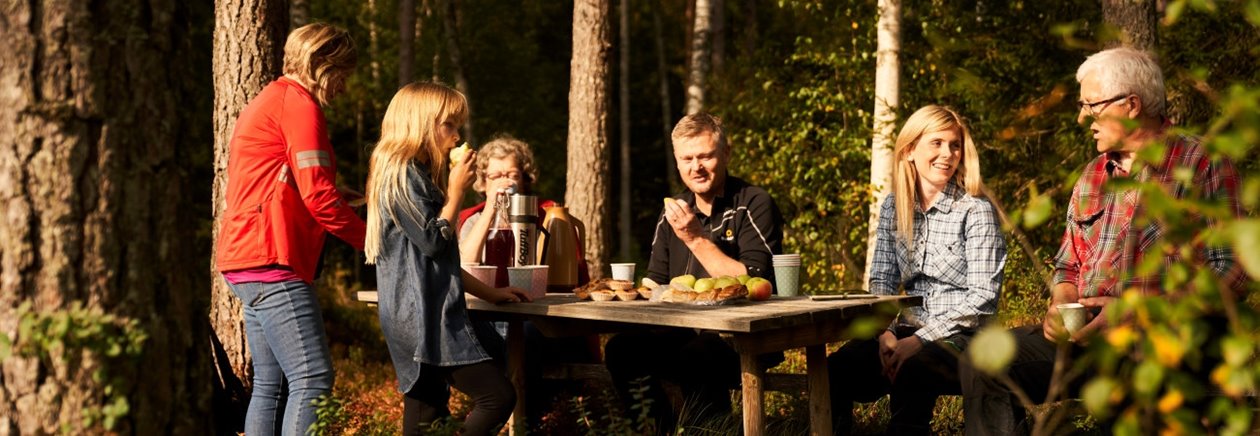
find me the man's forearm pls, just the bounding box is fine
[685,238,748,278]
[1051,282,1078,305]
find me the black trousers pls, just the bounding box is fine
[827,326,972,436]
[403,360,516,436]
[604,329,783,431]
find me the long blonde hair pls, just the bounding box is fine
[365,82,468,263]
[891,105,983,248]
[283,23,356,106]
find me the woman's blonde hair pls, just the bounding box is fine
[283,23,356,106]
[891,105,984,248]
[472,135,539,193]
[364,82,468,263]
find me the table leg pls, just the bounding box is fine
[507,320,526,435]
[806,344,833,436]
[740,352,765,436]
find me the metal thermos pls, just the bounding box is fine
[509,194,538,266]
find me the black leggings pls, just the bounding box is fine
[403,360,516,436]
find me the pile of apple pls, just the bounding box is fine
[666,274,774,301]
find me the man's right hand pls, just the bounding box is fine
[1042,304,1068,341]
[878,330,898,371]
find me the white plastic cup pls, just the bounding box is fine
[610,263,636,281]
[1057,303,1088,335]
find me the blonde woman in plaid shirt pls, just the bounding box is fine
[826,105,1007,435]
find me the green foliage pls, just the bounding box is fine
[0,301,146,433]
[969,326,1018,376]
[307,394,349,436]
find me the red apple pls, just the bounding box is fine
[746,277,773,301]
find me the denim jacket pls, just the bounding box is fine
[375,162,504,392]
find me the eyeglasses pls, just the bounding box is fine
[1077,95,1130,117]
[486,171,521,181]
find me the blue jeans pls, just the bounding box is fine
[228,280,335,436]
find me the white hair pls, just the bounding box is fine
[1076,47,1166,118]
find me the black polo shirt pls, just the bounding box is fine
[646,175,784,286]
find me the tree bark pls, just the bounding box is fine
[0,1,213,433]
[1102,0,1157,51]
[653,4,681,194]
[863,0,900,290]
[441,0,476,145]
[211,0,288,429]
[400,0,417,87]
[617,0,633,261]
[567,0,612,280]
[685,0,712,115]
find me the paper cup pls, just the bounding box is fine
[508,265,549,300]
[774,264,801,297]
[467,265,498,288]
[610,263,636,281]
[1057,303,1088,335]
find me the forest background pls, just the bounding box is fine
[1,0,1258,434]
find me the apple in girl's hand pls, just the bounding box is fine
[449,142,472,165]
[746,277,773,301]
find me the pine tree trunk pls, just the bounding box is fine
[442,0,476,145]
[400,0,417,87]
[618,0,632,261]
[685,0,712,115]
[1102,0,1157,51]
[0,1,213,433]
[211,0,288,429]
[567,0,612,280]
[863,0,900,290]
[653,4,680,194]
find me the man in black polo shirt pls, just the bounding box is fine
[604,112,784,430]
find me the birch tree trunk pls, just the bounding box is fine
[617,0,632,260]
[863,0,900,289]
[1102,0,1157,51]
[685,0,712,115]
[567,0,612,279]
[0,1,213,433]
[211,0,288,428]
[441,0,476,145]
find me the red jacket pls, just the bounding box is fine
[216,77,366,283]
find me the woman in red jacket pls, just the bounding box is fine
[215,23,365,435]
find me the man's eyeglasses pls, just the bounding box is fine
[1077,95,1130,117]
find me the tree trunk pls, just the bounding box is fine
[685,0,712,115]
[653,4,681,194]
[863,0,900,290]
[400,0,417,87]
[567,0,612,280]
[711,0,726,74]
[441,0,476,145]
[291,0,309,28]
[211,0,288,430]
[0,1,213,434]
[1102,0,1157,51]
[618,0,633,261]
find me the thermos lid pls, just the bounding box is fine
[509,194,538,217]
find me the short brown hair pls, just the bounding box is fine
[283,23,356,106]
[473,134,539,193]
[671,113,728,151]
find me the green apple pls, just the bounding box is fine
[746,277,773,301]
[713,277,740,289]
[736,274,752,285]
[449,142,472,165]
[670,274,696,289]
[693,278,716,292]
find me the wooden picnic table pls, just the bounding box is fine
[357,291,920,436]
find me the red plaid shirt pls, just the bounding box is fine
[1052,134,1243,298]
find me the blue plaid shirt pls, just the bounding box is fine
[869,183,1007,342]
